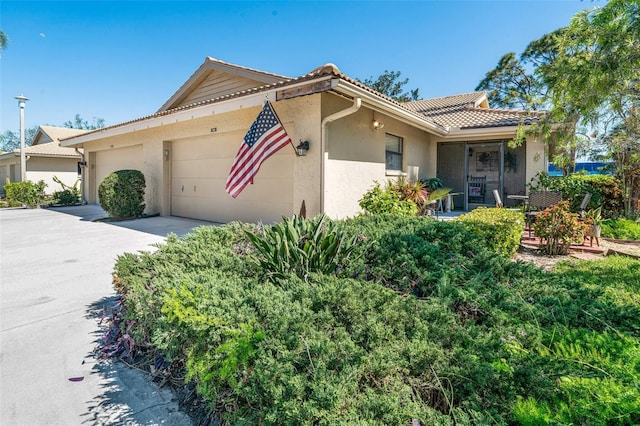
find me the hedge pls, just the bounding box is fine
[98,169,146,218]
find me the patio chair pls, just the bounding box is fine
[468,176,486,204]
[578,192,592,219]
[526,191,562,238]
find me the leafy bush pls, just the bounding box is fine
[52,176,80,206]
[245,214,358,282]
[98,169,145,218]
[108,216,640,425]
[529,172,624,218]
[456,207,524,257]
[358,181,418,216]
[3,180,46,207]
[533,201,585,255]
[602,218,640,240]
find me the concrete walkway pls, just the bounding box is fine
[0,206,214,425]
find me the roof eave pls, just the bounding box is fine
[61,74,336,147]
[333,80,449,136]
[445,124,531,138]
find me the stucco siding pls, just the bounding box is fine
[0,164,10,186]
[94,145,144,203]
[321,93,433,218]
[324,160,383,218]
[0,157,79,194]
[77,95,322,223]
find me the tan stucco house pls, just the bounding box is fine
[60,57,548,223]
[0,126,86,194]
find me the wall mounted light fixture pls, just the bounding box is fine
[295,140,310,156]
[372,111,384,130]
[164,149,170,161]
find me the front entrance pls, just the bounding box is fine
[465,142,503,210]
[437,140,526,211]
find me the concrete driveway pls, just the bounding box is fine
[1,205,213,425]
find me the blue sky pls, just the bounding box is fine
[1,0,597,133]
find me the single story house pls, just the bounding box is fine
[61,57,548,223]
[0,126,86,193]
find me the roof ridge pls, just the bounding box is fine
[205,56,291,80]
[406,91,486,105]
[467,106,545,115]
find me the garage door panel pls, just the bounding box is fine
[171,137,294,223]
[95,145,144,201]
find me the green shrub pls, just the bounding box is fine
[52,176,80,206]
[529,172,624,218]
[456,207,524,257]
[108,217,640,425]
[98,169,145,218]
[358,181,418,216]
[533,201,585,255]
[245,214,358,282]
[602,219,640,240]
[3,180,46,207]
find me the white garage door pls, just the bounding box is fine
[95,145,144,202]
[171,134,294,224]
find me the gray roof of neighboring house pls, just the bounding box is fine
[404,92,543,129]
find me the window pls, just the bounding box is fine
[385,133,403,172]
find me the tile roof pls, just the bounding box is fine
[60,60,543,143]
[404,92,544,129]
[34,126,88,145]
[2,126,85,158]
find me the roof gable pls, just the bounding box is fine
[33,126,88,146]
[158,57,290,112]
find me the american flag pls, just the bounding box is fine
[225,101,292,198]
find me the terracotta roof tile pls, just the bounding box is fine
[404,92,544,129]
[61,63,542,142]
[3,126,84,158]
[3,142,81,159]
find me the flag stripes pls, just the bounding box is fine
[225,102,292,198]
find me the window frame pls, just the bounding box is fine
[385,133,404,175]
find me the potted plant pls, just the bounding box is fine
[584,206,603,246]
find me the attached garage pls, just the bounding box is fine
[170,133,295,224]
[92,144,144,202]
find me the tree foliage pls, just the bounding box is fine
[0,127,39,152]
[538,0,640,215]
[358,70,420,102]
[476,0,640,191]
[63,114,105,130]
[0,29,8,52]
[1,114,105,152]
[475,52,544,110]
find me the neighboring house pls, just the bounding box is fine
[60,57,549,223]
[0,126,86,194]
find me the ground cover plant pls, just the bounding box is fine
[107,214,640,425]
[602,218,640,241]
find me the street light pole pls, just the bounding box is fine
[15,95,29,182]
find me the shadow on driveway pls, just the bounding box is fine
[48,205,221,238]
